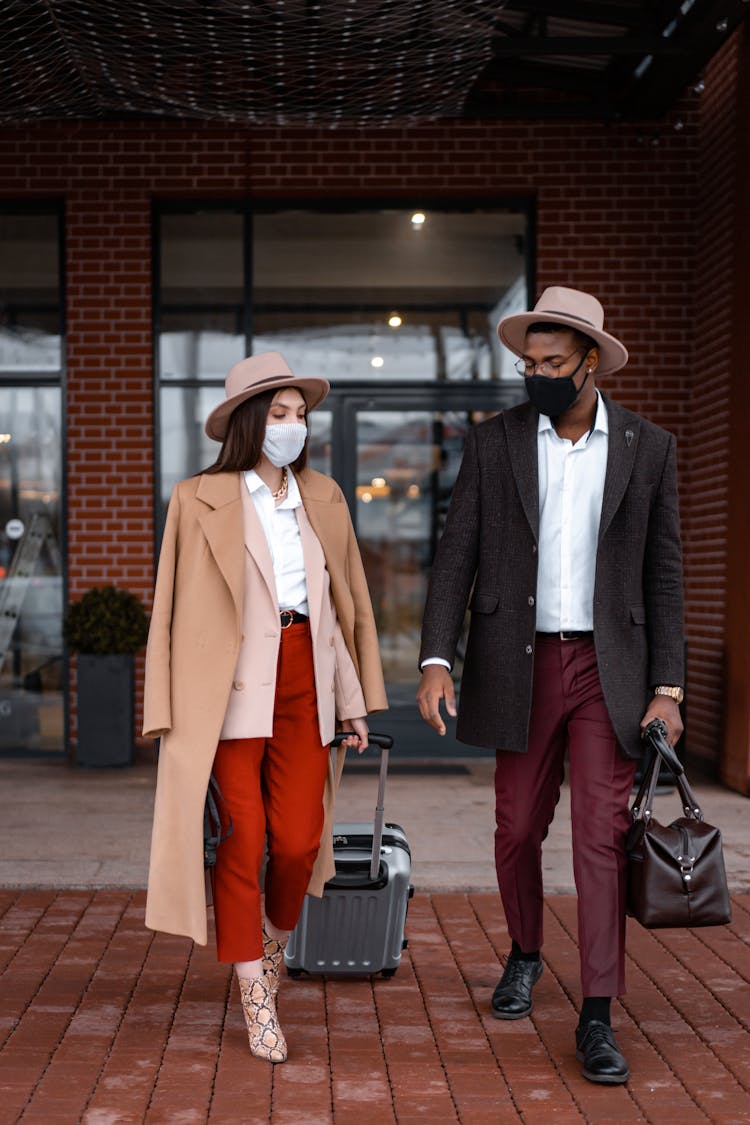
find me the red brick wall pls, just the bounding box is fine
[0,61,733,759]
[685,33,741,768]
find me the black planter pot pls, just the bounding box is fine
[76,653,134,767]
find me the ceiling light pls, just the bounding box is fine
[410,211,426,228]
[407,484,420,499]
[371,356,384,368]
[716,17,728,30]
[388,314,402,328]
[372,477,386,488]
[0,434,11,444]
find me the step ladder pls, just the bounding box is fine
[0,513,62,673]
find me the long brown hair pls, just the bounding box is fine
[203,387,309,475]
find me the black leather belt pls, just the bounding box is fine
[536,630,593,642]
[280,609,309,628]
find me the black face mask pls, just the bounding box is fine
[524,354,589,418]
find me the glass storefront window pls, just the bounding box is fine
[0,211,62,373]
[0,206,64,755]
[251,208,527,383]
[155,201,530,754]
[159,210,246,381]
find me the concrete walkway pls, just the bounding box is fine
[0,751,749,1123]
[0,752,748,893]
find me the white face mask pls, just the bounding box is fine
[262,422,307,468]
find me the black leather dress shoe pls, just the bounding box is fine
[491,958,543,1020]
[575,1020,629,1085]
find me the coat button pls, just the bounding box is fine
[233,680,245,691]
[525,645,533,655]
[329,635,335,646]
[528,595,535,606]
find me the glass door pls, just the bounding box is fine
[336,386,522,757]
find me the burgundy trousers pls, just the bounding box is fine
[210,621,330,963]
[494,635,636,997]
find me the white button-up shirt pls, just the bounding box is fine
[535,392,608,631]
[244,468,309,615]
[421,394,609,669]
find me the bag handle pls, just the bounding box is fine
[632,719,704,823]
[332,731,394,880]
[204,773,233,868]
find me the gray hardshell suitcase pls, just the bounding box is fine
[285,733,413,978]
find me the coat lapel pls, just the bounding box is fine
[295,503,326,634]
[195,473,245,617]
[238,474,279,609]
[598,395,640,543]
[503,402,540,541]
[296,472,350,567]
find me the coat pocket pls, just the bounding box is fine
[630,604,646,625]
[470,592,499,614]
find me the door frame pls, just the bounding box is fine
[323,381,525,758]
[326,382,524,528]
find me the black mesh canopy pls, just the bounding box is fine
[1,0,748,124]
[1,0,502,124]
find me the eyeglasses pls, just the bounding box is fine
[514,347,586,378]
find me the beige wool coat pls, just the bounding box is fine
[144,468,388,946]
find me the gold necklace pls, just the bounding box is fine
[271,467,288,501]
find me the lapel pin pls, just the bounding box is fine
[625,429,633,447]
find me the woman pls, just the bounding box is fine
[143,351,387,1064]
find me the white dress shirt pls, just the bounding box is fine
[244,468,309,615]
[422,393,609,669]
[535,391,608,631]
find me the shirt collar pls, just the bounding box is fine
[537,390,609,440]
[244,468,303,509]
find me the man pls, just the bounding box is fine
[417,286,684,1085]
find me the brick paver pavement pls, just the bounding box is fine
[1,889,749,1124]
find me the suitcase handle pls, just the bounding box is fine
[331,731,393,880]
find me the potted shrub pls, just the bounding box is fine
[65,585,149,767]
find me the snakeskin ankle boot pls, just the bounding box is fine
[262,928,288,998]
[237,974,287,1063]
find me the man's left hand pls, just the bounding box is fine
[639,695,683,747]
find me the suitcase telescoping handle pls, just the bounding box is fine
[331,732,394,881]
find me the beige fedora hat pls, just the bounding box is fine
[205,352,330,441]
[497,286,628,376]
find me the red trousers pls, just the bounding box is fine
[210,621,330,963]
[494,635,637,997]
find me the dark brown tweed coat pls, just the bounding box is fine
[419,395,684,758]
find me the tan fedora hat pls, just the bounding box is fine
[497,286,628,376]
[205,352,330,441]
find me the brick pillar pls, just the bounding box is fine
[66,179,153,754]
[722,24,750,794]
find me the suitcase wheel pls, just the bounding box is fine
[286,968,303,979]
[381,968,397,979]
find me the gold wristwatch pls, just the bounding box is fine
[653,685,684,704]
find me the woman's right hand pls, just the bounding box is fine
[338,717,369,753]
